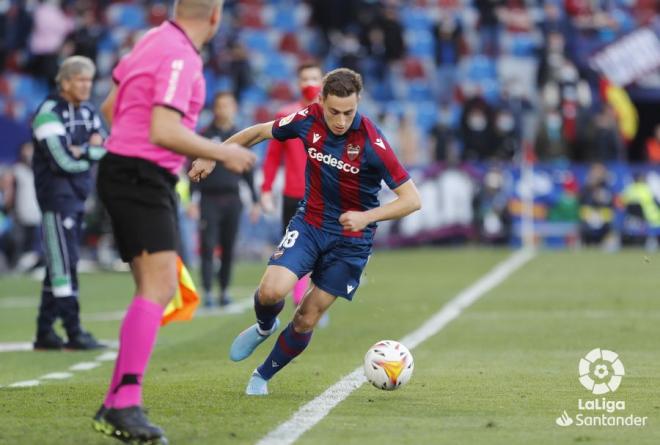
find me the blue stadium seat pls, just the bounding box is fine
[405,30,435,58]
[262,55,292,81]
[107,4,146,30]
[406,81,433,102]
[271,7,298,32]
[241,30,272,52]
[401,8,434,31]
[414,101,438,132]
[240,85,268,104]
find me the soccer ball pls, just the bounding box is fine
[363,340,414,390]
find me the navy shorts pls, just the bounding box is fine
[268,215,372,300]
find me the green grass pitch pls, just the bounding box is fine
[0,248,659,444]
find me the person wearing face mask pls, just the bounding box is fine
[493,109,518,160]
[31,56,106,352]
[460,95,495,161]
[260,61,323,307]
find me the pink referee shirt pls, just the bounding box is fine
[105,21,205,175]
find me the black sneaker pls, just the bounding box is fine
[92,405,111,435]
[65,331,106,350]
[33,331,64,350]
[101,406,168,444]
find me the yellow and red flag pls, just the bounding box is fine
[599,78,638,142]
[161,256,200,326]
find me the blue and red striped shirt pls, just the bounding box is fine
[271,103,410,239]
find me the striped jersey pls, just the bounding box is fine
[271,103,410,239]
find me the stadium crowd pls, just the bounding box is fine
[1,0,660,272]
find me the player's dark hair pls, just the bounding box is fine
[297,60,322,76]
[322,68,362,98]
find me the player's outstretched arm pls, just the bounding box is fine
[339,180,422,232]
[188,121,275,182]
[151,106,256,174]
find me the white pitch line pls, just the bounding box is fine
[0,297,38,309]
[0,340,118,353]
[69,362,101,371]
[8,380,41,388]
[96,351,118,362]
[40,372,74,380]
[0,343,34,353]
[257,249,536,445]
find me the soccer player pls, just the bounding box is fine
[195,91,260,307]
[93,0,255,442]
[260,61,323,306]
[189,68,421,395]
[31,56,106,351]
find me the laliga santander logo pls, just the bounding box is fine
[578,348,625,395]
[556,349,647,428]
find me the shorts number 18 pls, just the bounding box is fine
[278,229,299,249]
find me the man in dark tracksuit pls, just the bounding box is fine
[32,56,106,350]
[195,92,259,307]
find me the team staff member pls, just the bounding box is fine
[31,56,106,351]
[195,91,260,307]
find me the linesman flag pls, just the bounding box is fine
[161,256,200,326]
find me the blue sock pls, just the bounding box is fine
[254,290,284,332]
[257,323,312,380]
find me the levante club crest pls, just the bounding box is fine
[346,144,361,161]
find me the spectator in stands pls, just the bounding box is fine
[474,0,503,56]
[12,142,42,270]
[308,0,359,56]
[194,91,259,307]
[474,167,511,244]
[536,107,568,161]
[64,6,103,63]
[29,0,74,87]
[428,102,460,163]
[432,15,466,102]
[585,105,624,162]
[460,91,495,160]
[540,59,592,160]
[621,172,660,248]
[492,108,518,160]
[375,4,406,63]
[579,163,615,245]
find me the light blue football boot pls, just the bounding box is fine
[229,318,280,362]
[245,369,269,396]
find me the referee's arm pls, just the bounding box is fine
[150,106,255,173]
[188,121,275,182]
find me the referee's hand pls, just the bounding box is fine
[188,158,216,182]
[221,143,257,174]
